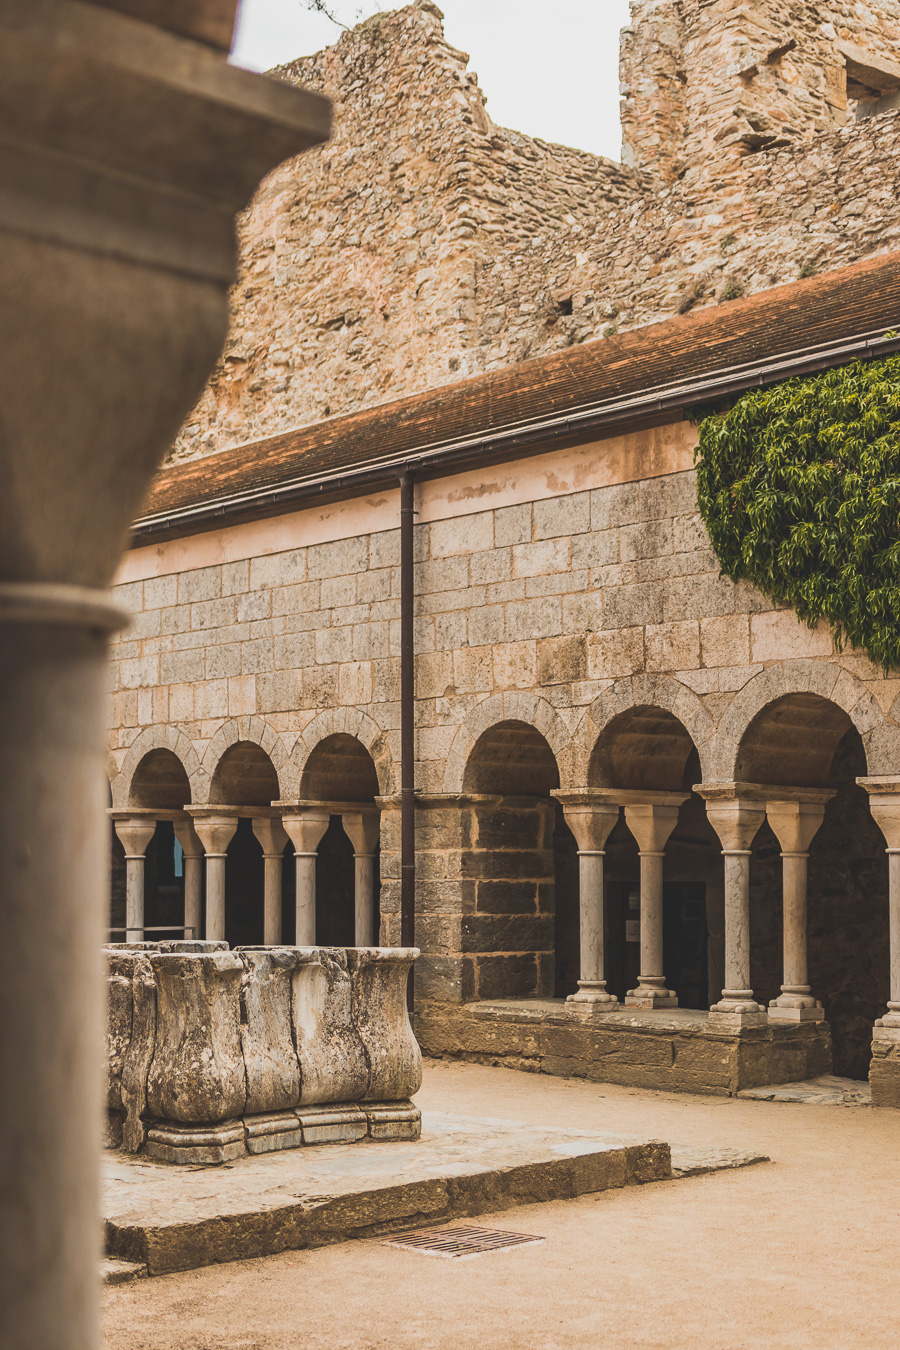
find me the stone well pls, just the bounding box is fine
[106,942,421,1163]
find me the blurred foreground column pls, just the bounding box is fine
[0,4,329,1346]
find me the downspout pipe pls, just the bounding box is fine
[399,471,416,1002]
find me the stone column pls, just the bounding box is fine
[554,794,621,1009]
[281,808,331,946]
[0,4,329,1345]
[767,798,830,1022]
[698,789,768,1031]
[173,818,204,941]
[623,798,686,1009]
[342,808,381,946]
[252,816,290,946]
[857,779,900,1029]
[111,816,157,942]
[190,814,239,943]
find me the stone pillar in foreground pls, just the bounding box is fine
[174,817,205,941]
[554,793,621,1009]
[342,807,381,946]
[766,796,831,1022]
[857,778,900,1105]
[281,806,331,946]
[0,4,330,1344]
[111,815,157,942]
[252,815,290,946]
[696,786,768,1031]
[189,813,239,943]
[623,796,687,1009]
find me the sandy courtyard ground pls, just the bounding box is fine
[103,1058,900,1350]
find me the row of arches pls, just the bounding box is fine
[108,665,900,1083]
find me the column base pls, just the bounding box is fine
[708,1006,768,1033]
[625,986,678,1010]
[769,997,825,1023]
[567,983,620,1012]
[145,1120,246,1166]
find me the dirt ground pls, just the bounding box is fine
[103,1058,900,1350]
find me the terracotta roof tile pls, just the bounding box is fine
[139,251,900,524]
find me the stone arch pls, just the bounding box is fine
[197,717,295,804]
[714,659,896,782]
[292,708,395,797]
[443,692,574,794]
[112,725,199,809]
[571,674,715,790]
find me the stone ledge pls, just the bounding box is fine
[103,1110,671,1275]
[415,999,833,1097]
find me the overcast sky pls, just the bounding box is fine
[231,0,633,160]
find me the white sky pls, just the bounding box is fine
[231,0,633,160]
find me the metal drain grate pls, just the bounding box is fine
[384,1225,545,1259]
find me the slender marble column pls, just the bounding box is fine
[173,818,204,941]
[702,794,768,1030]
[556,799,621,1008]
[766,800,827,1022]
[342,809,381,946]
[112,817,157,943]
[857,780,900,1029]
[252,816,290,946]
[190,815,239,943]
[282,810,331,946]
[623,801,685,1009]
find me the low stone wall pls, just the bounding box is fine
[869,1032,900,1106]
[107,941,421,1162]
[415,1000,833,1098]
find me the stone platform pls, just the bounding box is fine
[415,1000,833,1097]
[103,1110,673,1275]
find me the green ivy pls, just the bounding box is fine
[694,352,900,670]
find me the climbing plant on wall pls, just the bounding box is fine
[694,350,900,670]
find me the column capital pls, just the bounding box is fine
[622,798,687,854]
[278,804,330,854]
[858,777,900,850]
[766,799,830,855]
[173,816,203,858]
[251,815,290,857]
[341,806,380,857]
[186,809,239,856]
[552,793,621,853]
[694,780,834,805]
[110,813,157,857]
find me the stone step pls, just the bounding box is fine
[737,1075,872,1106]
[104,1110,671,1276]
[101,1257,147,1286]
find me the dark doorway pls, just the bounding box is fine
[144,820,186,939]
[315,816,355,947]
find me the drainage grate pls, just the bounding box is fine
[384,1225,545,1259]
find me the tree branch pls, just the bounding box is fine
[303,0,350,29]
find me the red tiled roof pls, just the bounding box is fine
[138,250,900,528]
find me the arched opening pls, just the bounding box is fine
[461,721,575,1000]
[300,735,380,947]
[209,742,279,947]
[589,707,719,1010]
[107,779,126,940]
[738,695,888,1079]
[124,749,193,939]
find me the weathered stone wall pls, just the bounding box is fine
[171,0,900,462]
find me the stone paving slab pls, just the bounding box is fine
[669,1146,770,1178]
[103,1111,671,1275]
[737,1075,872,1106]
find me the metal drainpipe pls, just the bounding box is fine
[399,470,416,1002]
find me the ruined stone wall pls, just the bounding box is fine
[170,0,900,464]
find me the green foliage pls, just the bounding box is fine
[694,354,900,670]
[720,280,745,302]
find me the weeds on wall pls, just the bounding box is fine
[694,350,900,670]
